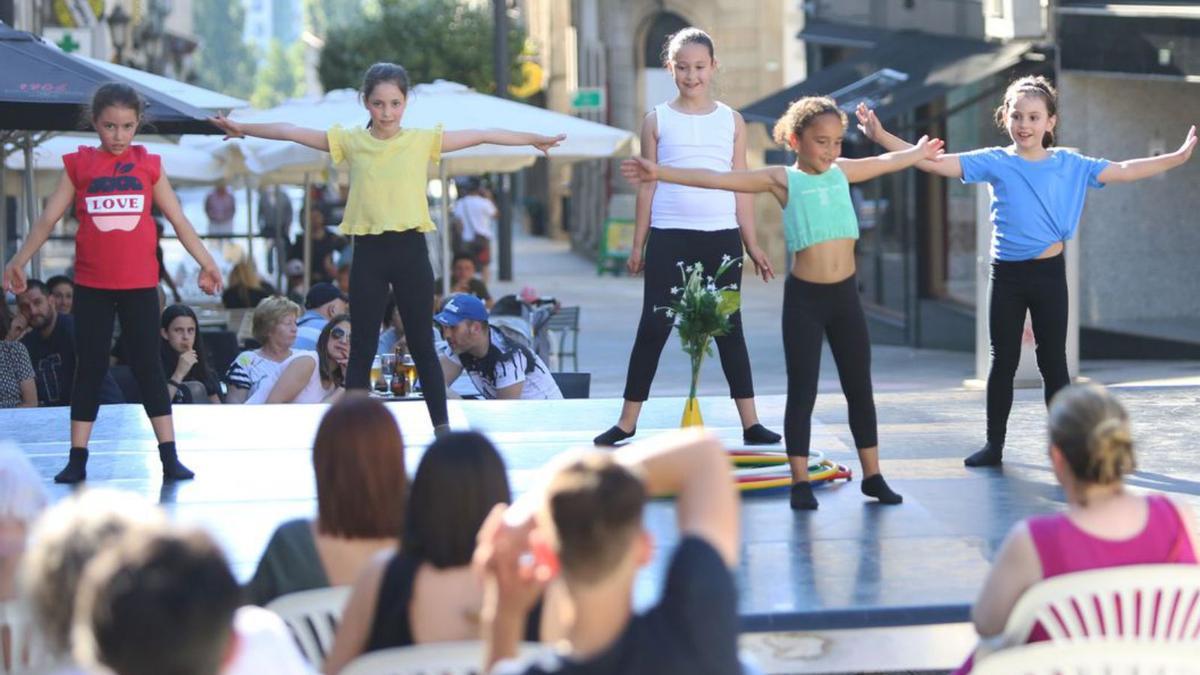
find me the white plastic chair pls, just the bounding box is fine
[0,599,50,675]
[265,585,352,669]
[339,641,546,675]
[995,564,1200,651]
[974,641,1200,675]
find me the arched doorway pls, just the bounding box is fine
[641,11,689,114]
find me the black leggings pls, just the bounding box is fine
[622,228,754,401]
[782,274,877,458]
[986,253,1069,445]
[345,230,448,427]
[72,285,170,422]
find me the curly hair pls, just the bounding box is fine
[994,75,1058,148]
[772,96,847,146]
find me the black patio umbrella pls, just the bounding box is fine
[0,21,220,134]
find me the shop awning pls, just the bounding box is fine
[742,29,1035,125]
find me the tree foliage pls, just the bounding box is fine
[317,0,526,95]
[252,39,308,108]
[192,0,257,99]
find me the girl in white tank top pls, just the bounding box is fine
[594,28,781,448]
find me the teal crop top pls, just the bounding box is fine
[782,164,859,254]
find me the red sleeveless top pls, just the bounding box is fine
[62,145,161,289]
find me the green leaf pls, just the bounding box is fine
[717,290,740,316]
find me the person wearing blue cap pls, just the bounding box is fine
[295,283,348,351]
[434,294,562,400]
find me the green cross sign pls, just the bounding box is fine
[56,33,81,53]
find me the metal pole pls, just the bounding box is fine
[440,164,451,298]
[493,0,513,281]
[302,180,312,292]
[1,158,8,267]
[22,134,40,279]
[244,183,254,263]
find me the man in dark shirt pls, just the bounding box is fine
[477,429,741,675]
[19,280,121,406]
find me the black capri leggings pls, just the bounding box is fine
[345,230,448,428]
[622,227,754,402]
[72,285,171,422]
[985,253,1069,446]
[782,274,877,458]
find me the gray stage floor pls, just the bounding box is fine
[6,385,1200,634]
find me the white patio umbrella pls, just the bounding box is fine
[4,134,229,195]
[191,80,635,291]
[73,55,250,111]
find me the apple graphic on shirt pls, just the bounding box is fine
[85,163,145,232]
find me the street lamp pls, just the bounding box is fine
[107,5,132,65]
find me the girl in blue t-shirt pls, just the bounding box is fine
[858,75,1196,467]
[623,97,944,510]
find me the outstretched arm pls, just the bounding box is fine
[836,135,946,184]
[209,114,330,152]
[622,157,789,206]
[3,172,75,293]
[153,175,223,295]
[1097,125,1196,184]
[856,103,963,179]
[442,129,565,155]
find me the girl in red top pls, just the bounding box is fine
[2,83,223,483]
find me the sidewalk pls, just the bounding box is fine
[490,228,1200,399]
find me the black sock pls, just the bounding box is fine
[790,481,818,510]
[54,447,89,484]
[964,442,1003,467]
[594,425,635,446]
[743,424,782,445]
[862,474,902,504]
[158,441,195,481]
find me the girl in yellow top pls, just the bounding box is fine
[213,63,563,434]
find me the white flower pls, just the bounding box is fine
[670,286,680,294]
[706,276,713,283]
[676,260,685,268]
[707,284,717,292]
[721,254,732,264]
[665,309,675,318]
[730,283,739,290]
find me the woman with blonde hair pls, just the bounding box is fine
[222,295,302,403]
[956,383,1200,671]
[222,258,278,310]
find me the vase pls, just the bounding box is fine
[680,396,704,427]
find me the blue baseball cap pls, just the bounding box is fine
[434,293,489,326]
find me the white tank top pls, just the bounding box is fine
[649,101,738,232]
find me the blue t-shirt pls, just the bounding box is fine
[294,310,326,351]
[959,147,1109,261]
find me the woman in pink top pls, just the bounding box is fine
[958,383,1200,671]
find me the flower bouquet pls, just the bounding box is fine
[658,255,741,427]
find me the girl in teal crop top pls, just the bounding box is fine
[622,96,944,511]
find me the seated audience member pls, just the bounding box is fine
[245,395,404,605]
[335,255,351,296]
[161,304,222,404]
[295,282,348,351]
[247,314,348,404]
[435,254,492,309]
[45,275,74,315]
[326,431,550,672]
[0,302,37,407]
[18,280,120,406]
[72,528,242,675]
[0,444,48,602]
[435,294,562,401]
[954,383,1200,672]
[377,298,407,356]
[283,259,307,306]
[20,490,167,673]
[222,296,301,404]
[478,428,741,675]
[222,259,278,310]
[287,206,345,285]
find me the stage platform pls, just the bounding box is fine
[6,385,1199,673]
